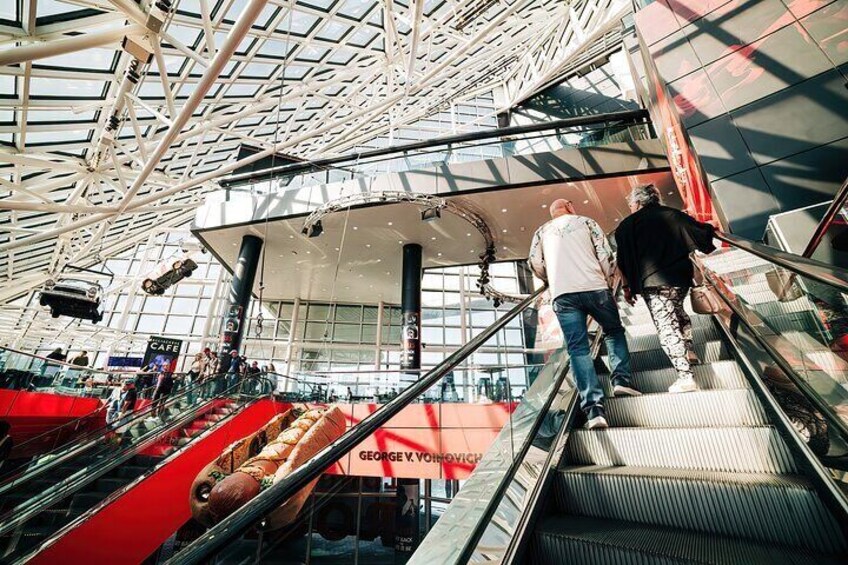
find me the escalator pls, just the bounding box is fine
[159,234,848,565]
[0,376,275,563]
[411,233,848,564]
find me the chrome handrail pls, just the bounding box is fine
[0,344,159,377]
[716,232,848,292]
[168,285,548,565]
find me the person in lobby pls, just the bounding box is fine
[225,349,244,393]
[615,184,716,394]
[70,350,89,367]
[529,198,639,429]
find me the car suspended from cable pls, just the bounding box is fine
[39,278,104,323]
[141,247,204,295]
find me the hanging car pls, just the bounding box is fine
[39,278,104,323]
[141,249,201,295]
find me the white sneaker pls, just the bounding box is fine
[687,351,702,365]
[586,415,609,430]
[613,384,642,397]
[668,377,699,394]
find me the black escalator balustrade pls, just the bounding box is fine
[0,376,268,562]
[530,295,847,564]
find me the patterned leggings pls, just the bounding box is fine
[643,286,694,381]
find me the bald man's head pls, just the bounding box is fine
[550,199,574,219]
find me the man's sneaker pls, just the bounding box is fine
[613,384,642,397]
[668,377,699,394]
[587,415,609,430]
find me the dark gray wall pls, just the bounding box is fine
[635,0,848,240]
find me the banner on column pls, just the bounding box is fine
[142,336,183,373]
[399,310,420,372]
[219,304,243,357]
[394,478,420,559]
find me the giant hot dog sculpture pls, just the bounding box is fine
[190,405,346,530]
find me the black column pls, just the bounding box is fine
[218,235,263,359]
[399,243,422,374]
[395,243,421,561]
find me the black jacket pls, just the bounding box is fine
[615,204,716,294]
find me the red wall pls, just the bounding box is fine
[0,389,104,458]
[31,398,287,565]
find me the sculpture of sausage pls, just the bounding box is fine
[205,405,346,530]
[189,405,303,527]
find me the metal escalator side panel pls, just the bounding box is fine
[407,347,574,565]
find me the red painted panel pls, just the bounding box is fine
[0,389,104,458]
[30,399,288,565]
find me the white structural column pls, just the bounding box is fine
[284,297,301,388]
[0,25,141,67]
[111,0,270,218]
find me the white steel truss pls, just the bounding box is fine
[0,0,630,311]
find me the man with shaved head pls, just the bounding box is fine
[528,199,639,429]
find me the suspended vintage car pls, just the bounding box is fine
[141,249,202,295]
[39,278,104,323]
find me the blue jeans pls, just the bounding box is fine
[553,289,633,415]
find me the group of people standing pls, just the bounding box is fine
[187,347,275,396]
[528,184,716,429]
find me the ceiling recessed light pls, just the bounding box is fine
[306,250,311,254]
[388,221,393,226]
[279,254,284,258]
[366,244,371,248]
[335,247,340,251]
[431,236,436,240]
[358,274,363,278]
[520,226,525,232]
[345,286,350,289]
[398,240,403,244]
[352,226,358,230]
[232,243,237,246]
[501,208,507,213]
[289,235,294,239]
[386,271,391,275]
[583,200,589,204]
[541,204,547,208]
[376,258,382,262]
[437,252,442,256]
[502,229,507,233]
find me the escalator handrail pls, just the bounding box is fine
[705,266,848,449]
[706,271,848,532]
[0,373,217,494]
[0,344,162,378]
[0,376,274,538]
[452,280,617,564]
[716,231,848,292]
[168,285,548,565]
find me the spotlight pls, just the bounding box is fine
[302,220,323,238]
[421,207,441,222]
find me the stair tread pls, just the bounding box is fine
[559,465,812,488]
[603,389,766,427]
[533,515,844,565]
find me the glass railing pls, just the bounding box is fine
[168,287,554,564]
[296,363,546,405]
[0,345,152,397]
[222,110,652,195]
[700,234,848,470]
[0,375,276,563]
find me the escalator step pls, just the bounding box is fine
[95,477,128,494]
[604,390,767,428]
[624,322,719,353]
[112,465,148,479]
[598,361,748,396]
[532,515,844,565]
[566,426,796,474]
[555,465,846,554]
[604,340,730,372]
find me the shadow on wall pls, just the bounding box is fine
[639,0,848,240]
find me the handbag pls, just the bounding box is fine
[690,284,723,315]
[765,269,804,302]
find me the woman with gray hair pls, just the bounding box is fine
[615,184,716,393]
